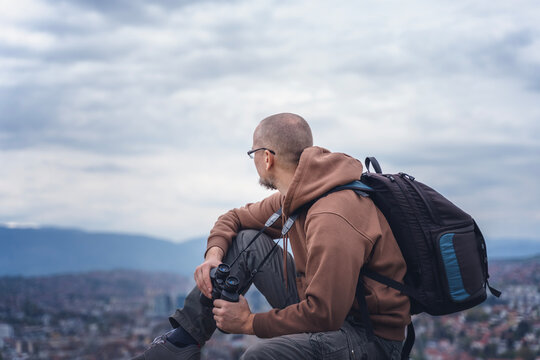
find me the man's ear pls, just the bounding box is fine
[264,150,274,170]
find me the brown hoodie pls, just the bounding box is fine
[207,147,411,341]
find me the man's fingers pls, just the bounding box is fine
[194,270,201,292]
[212,306,224,331]
[202,267,212,295]
[194,263,214,298]
[213,299,224,308]
[194,268,205,295]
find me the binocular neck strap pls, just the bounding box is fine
[229,208,285,268]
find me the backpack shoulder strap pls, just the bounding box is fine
[293,180,374,216]
[330,180,374,197]
[302,177,419,359]
[361,268,425,306]
[361,268,418,360]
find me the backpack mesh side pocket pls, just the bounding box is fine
[436,224,485,304]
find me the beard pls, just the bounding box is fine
[259,176,277,190]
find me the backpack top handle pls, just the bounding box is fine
[365,157,383,174]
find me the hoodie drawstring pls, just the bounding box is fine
[282,234,289,290]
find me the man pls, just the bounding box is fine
[133,113,410,360]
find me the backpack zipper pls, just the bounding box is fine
[393,174,447,305]
[391,175,428,282]
[400,173,440,225]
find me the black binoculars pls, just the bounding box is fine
[199,263,240,307]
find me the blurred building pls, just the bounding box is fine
[153,294,173,317]
[0,323,14,348]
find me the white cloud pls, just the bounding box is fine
[0,0,54,21]
[0,146,271,240]
[0,26,55,50]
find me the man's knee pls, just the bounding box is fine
[240,341,267,360]
[234,229,275,252]
[236,229,261,246]
[241,335,312,360]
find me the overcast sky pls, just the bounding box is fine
[1,0,539,243]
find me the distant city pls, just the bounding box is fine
[0,256,538,360]
[1,225,539,359]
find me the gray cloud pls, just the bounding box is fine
[1,0,539,240]
[41,0,219,25]
[82,163,130,174]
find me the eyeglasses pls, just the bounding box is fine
[247,147,275,159]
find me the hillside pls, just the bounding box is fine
[0,226,206,276]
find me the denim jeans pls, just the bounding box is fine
[169,230,402,359]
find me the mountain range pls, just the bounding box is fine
[1,225,539,277]
[0,226,206,276]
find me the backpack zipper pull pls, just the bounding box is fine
[399,172,415,181]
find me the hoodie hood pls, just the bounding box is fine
[282,146,364,216]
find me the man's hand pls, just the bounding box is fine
[213,295,255,335]
[195,246,224,299]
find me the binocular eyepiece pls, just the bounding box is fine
[199,263,240,307]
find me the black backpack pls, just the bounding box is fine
[337,157,501,359]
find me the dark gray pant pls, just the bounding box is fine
[169,230,402,360]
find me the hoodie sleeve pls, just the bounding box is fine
[206,192,283,257]
[252,211,375,337]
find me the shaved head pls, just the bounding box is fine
[254,113,313,167]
